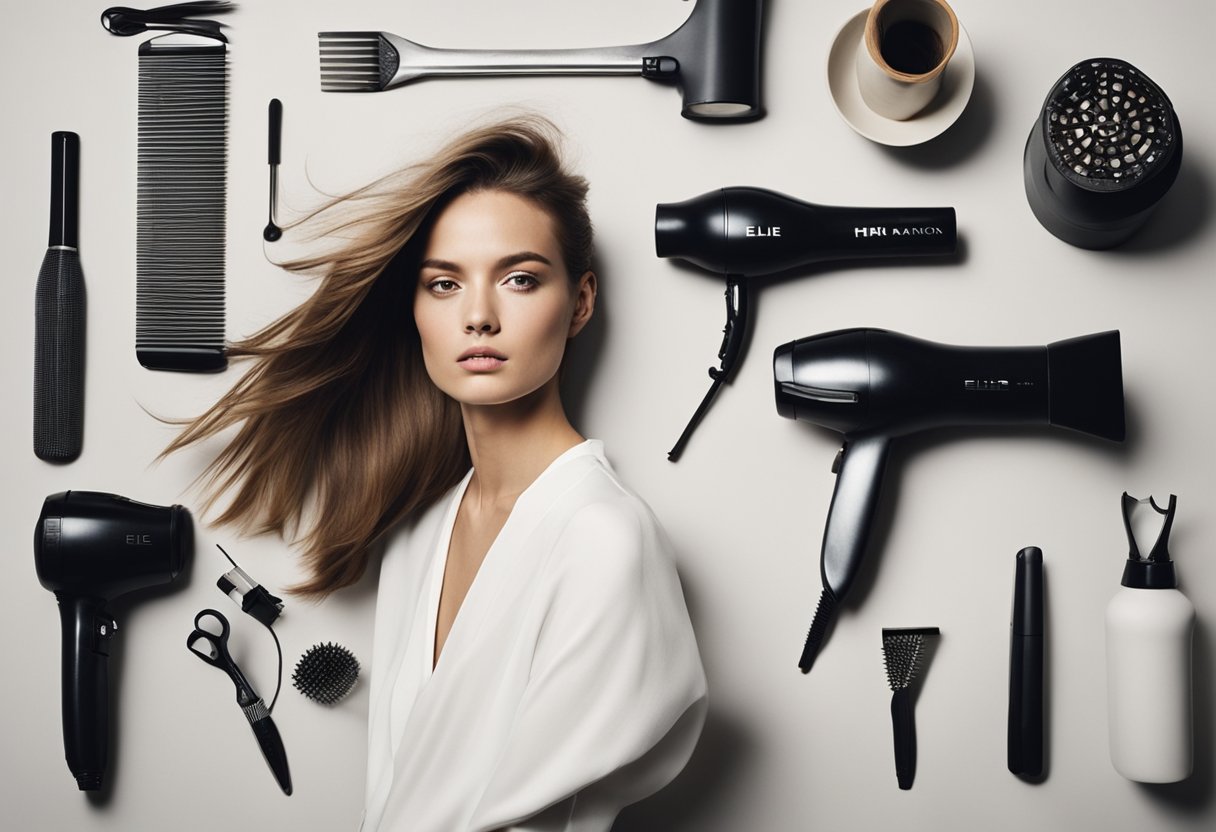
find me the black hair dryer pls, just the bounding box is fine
[656,187,956,459]
[34,491,192,790]
[773,329,1125,673]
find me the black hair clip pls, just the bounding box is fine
[217,544,284,627]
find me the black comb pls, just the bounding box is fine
[881,627,940,790]
[135,32,229,372]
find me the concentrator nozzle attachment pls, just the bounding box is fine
[1120,492,1179,589]
[1046,330,1125,441]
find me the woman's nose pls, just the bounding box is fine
[463,285,500,333]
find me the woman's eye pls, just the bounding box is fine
[504,271,538,290]
[426,278,459,294]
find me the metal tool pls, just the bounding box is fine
[264,98,283,242]
[187,609,292,795]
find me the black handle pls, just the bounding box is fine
[49,132,79,248]
[1007,635,1044,777]
[34,132,87,463]
[267,98,282,165]
[58,595,111,790]
[251,715,293,795]
[891,687,917,790]
[796,435,890,672]
[821,434,892,609]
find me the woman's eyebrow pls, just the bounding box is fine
[418,257,462,273]
[420,251,553,273]
[496,251,552,269]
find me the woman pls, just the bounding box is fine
[166,116,707,831]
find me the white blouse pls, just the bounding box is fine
[361,440,708,832]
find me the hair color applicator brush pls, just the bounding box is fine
[882,627,939,790]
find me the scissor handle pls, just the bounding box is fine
[187,608,261,707]
[187,608,233,670]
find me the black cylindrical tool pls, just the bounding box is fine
[1023,58,1182,249]
[264,98,283,242]
[34,131,86,462]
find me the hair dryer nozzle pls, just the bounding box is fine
[655,191,728,272]
[666,0,764,119]
[1047,330,1125,442]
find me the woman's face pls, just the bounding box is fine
[414,189,595,408]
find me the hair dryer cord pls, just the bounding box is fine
[668,277,749,461]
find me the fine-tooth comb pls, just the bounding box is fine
[135,31,230,372]
[881,627,940,790]
[317,0,765,120]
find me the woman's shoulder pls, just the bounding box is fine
[543,449,675,580]
[557,446,660,532]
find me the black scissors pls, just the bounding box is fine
[187,608,293,795]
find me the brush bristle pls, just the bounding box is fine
[881,628,939,691]
[136,36,229,372]
[798,589,838,673]
[293,642,361,705]
[319,32,396,92]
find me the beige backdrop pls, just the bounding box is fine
[2,1,1213,830]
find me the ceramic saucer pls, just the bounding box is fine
[827,8,975,146]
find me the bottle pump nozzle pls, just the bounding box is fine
[1120,492,1178,589]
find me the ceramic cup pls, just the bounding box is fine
[855,0,959,121]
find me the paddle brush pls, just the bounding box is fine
[34,131,86,463]
[881,626,939,790]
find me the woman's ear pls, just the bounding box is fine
[568,271,597,338]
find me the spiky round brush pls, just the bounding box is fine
[292,642,360,705]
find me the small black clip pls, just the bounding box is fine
[216,545,283,627]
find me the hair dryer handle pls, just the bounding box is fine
[822,434,892,605]
[58,594,113,790]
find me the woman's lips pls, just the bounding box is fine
[458,348,507,371]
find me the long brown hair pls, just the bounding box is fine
[165,115,594,597]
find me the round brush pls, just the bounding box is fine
[293,642,360,705]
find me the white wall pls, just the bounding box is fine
[2,1,1213,830]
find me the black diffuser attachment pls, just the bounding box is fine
[293,642,360,705]
[1023,58,1182,249]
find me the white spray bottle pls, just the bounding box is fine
[1105,492,1194,783]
